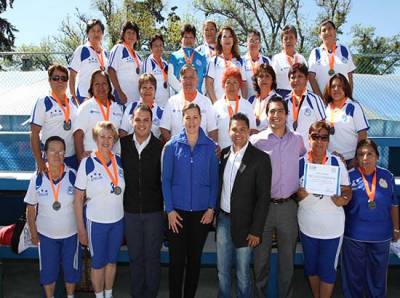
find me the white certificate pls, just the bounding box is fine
[303,163,340,196]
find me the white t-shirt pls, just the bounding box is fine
[73,97,123,154]
[196,43,216,61]
[142,54,170,108]
[30,95,78,157]
[271,52,308,91]
[298,152,349,239]
[214,97,256,149]
[24,167,77,239]
[242,54,271,97]
[120,101,163,138]
[206,56,247,101]
[248,90,277,131]
[326,98,369,160]
[285,91,326,148]
[308,43,356,93]
[160,91,218,138]
[75,152,125,223]
[69,43,109,99]
[108,43,142,104]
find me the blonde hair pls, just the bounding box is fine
[92,121,119,143]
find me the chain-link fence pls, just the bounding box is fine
[1,52,400,171]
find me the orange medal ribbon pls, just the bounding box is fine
[359,167,377,202]
[182,48,195,65]
[153,57,168,85]
[307,151,328,165]
[291,92,305,123]
[95,97,110,121]
[47,164,64,205]
[90,45,105,70]
[124,42,141,73]
[183,90,197,102]
[225,96,239,118]
[285,52,298,67]
[324,44,336,74]
[95,150,119,189]
[329,97,347,128]
[51,92,70,124]
[247,53,259,75]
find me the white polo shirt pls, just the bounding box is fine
[308,43,356,93]
[30,95,78,157]
[108,43,143,104]
[119,101,163,138]
[247,90,277,131]
[206,56,247,101]
[142,54,170,108]
[24,167,77,239]
[214,97,256,149]
[75,152,125,223]
[326,98,369,160]
[271,52,308,91]
[69,43,109,99]
[160,91,217,138]
[242,54,271,97]
[73,97,123,154]
[298,152,349,239]
[285,91,326,148]
[196,43,216,61]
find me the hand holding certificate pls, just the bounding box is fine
[303,163,340,196]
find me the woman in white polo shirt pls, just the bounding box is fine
[74,121,125,298]
[25,136,80,298]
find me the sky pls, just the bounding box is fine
[3,0,399,48]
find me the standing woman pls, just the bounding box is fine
[196,20,218,61]
[308,19,356,98]
[247,64,278,131]
[162,103,219,298]
[142,34,170,108]
[108,21,142,105]
[271,25,307,98]
[73,70,123,161]
[324,73,368,168]
[342,139,400,297]
[25,136,81,298]
[74,121,125,298]
[297,121,351,298]
[30,64,79,171]
[206,26,248,103]
[69,19,108,103]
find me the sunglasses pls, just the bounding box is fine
[50,75,68,82]
[310,134,329,142]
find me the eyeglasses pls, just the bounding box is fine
[310,134,329,142]
[50,75,68,82]
[47,150,65,156]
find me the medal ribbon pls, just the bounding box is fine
[223,53,233,68]
[95,150,119,189]
[324,44,336,73]
[291,91,306,123]
[359,167,376,202]
[124,42,141,72]
[285,52,298,67]
[95,97,111,121]
[207,44,215,57]
[182,48,195,65]
[183,90,197,102]
[225,96,239,118]
[247,53,259,75]
[329,97,347,129]
[90,45,105,70]
[51,92,70,125]
[47,164,64,205]
[153,56,168,86]
[307,151,328,165]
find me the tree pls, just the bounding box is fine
[16,38,62,70]
[350,25,400,75]
[0,0,18,51]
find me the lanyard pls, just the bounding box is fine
[95,150,119,188]
[285,51,298,67]
[182,48,195,65]
[124,42,140,73]
[206,43,215,57]
[329,97,347,128]
[247,53,259,75]
[225,96,239,118]
[153,56,167,84]
[95,97,111,121]
[90,45,105,70]
[307,151,327,164]
[47,165,64,204]
[255,92,271,121]
[183,90,197,102]
[323,44,336,73]
[359,167,377,202]
[51,92,70,124]
[291,92,306,123]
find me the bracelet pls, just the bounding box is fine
[394,229,400,233]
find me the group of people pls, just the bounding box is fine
[23,16,399,298]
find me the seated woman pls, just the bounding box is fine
[297,121,352,298]
[25,136,81,298]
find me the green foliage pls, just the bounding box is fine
[0,0,18,51]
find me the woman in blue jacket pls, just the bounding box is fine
[162,102,219,298]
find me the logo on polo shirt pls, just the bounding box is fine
[304,108,312,116]
[68,186,74,195]
[196,60,202,67]
[37,188,49,197]
[50,109,63,118]
[341,114,348,122]
[90,172,103,181]
[379,178,388,189]
[90,110,101,114]
[153,118,160,125]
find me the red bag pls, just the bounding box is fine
[0,224,15,245]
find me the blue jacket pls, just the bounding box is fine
[162,128,219,213]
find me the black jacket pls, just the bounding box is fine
[218,143,272,248]
[120,133,164,213]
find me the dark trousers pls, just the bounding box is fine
[168,210,210,298]
[124,211,165,298]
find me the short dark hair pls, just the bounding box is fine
[181,24,196,38]
[266,95,288,115]
[247,29,261,39]
[308,121,331,136]
[44,136,66,152]
[319,19,336,32]
[323,73,353,104]
[356,139,379,158]
[48,64,68,79]
[288,63,308,79]
[230,113,249,128]
[86,19,105,34]
[138,73,157,91]
[182,102,201,117]
[252,64,277,96]
[203,20,217,31]
[179,64,198,78]
[119,21,140,45]
[149,34,164,48]
[88,70,114,101]
[133,102,153,120]
[281,24,298,40]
